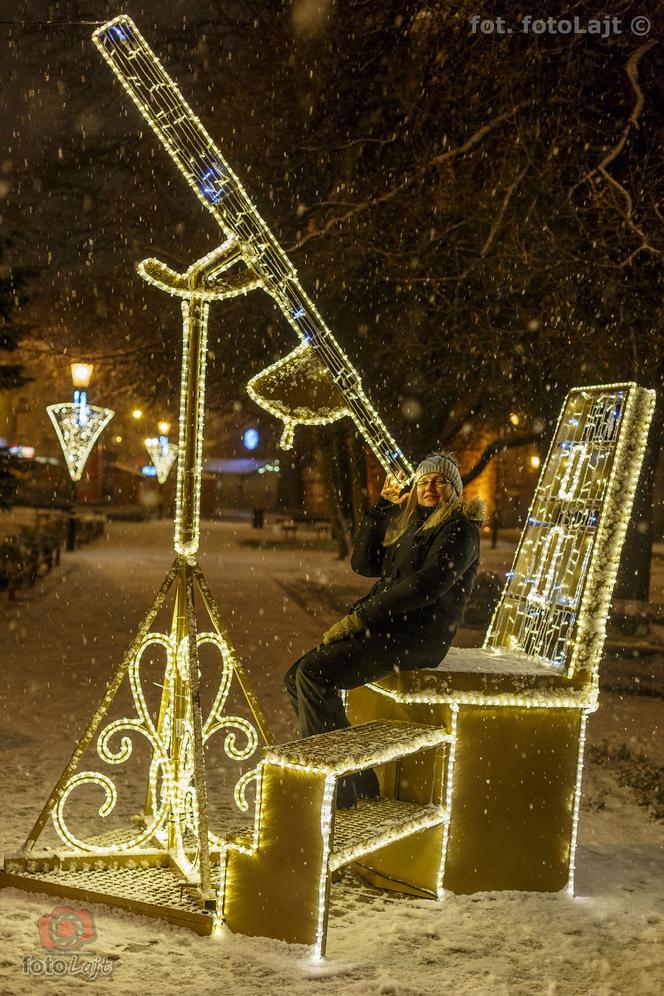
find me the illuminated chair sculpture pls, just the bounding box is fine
[213,383,655,958]
[345,383,655,898]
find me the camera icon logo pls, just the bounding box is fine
[37,906,97,951]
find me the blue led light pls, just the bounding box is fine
[198,161,228,204]
[142,465,158,477]
[110,24,129,42]
[243,428,259,451]
[292,307,306,320]
[74,390,89,427]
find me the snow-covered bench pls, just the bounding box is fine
[348,382,655,897]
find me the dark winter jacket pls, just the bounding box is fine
[350,494,485,663]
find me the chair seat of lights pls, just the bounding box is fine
[367,646,590,702]
[265,719,450,775]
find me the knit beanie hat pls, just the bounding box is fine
[414,452,463,496]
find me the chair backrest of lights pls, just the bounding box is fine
[484,383,655,681]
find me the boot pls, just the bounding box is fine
[336,775,359,810]
[355,767,380,801]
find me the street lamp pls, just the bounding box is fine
[46,362,114,549]
[71,362,94,389]
[145,423,178,486]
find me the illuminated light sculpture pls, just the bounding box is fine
[246,343,352,450]
[0,20,278,929]
[90,15,413,485]
[47,363,114,482]
[0,11,656,960]
[346,382,655,900]
[145,434,178,484]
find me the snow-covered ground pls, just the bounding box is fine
[1,519,662,995]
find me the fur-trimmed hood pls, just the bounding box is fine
[421,494,486,531]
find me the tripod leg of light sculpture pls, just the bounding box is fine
[21,559,180,852]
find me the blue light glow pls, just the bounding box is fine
[110,24,129,42]
[198,160,228,204]
[243,428,259,451]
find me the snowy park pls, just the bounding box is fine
[1,519,663,994]
[1,2,664,994]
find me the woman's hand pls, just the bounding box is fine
[381,473,410,506]
[322,612,363,645]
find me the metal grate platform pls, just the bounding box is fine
[265,721,449,775]
[0,862,217,934]
[330,798,446,871]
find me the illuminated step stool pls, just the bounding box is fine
[221,719,453,956]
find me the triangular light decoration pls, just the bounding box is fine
[145,437,178,484]
[47,403,115,481]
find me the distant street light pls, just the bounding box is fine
[132,408,143,420]
[71,362,95,389]
[243,427,259,451]
[145,427,178,486]
[46,361,114,550]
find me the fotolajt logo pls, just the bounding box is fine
[22,905,114,981]
[37,905,96,951]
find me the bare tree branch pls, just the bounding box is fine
[288,104,525,251]
[462,431,545,487]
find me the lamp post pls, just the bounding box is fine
[145,421,178,518]
[47,362,114,550]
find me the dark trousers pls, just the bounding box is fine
[284,631,433,739]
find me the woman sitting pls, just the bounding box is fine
[284,451,484,807]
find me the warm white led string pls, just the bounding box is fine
[437,703,459,897]
[566,708,590,895]
[51,628,261,866]
[314,775,336,960]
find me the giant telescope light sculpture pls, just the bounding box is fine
[92,15,414,503]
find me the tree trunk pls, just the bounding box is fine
[344,427,367,535]
[613,397,664,602]
[277,446,305,514]
[316,428,351,559]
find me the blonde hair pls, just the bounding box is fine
[384,487,461,546]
